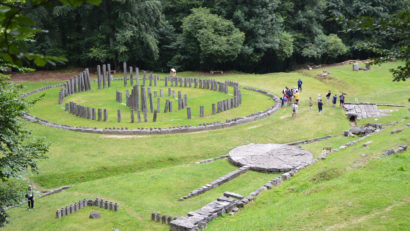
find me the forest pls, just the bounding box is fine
[2,0,410,73]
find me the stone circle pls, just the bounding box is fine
[228,143,313,172]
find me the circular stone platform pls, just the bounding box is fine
[228,143,313,172]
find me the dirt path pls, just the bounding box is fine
[10,68,97,81]
[325,198,409,231]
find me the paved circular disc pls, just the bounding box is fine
[228,143,313,172]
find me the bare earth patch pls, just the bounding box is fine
[101,135,151,139]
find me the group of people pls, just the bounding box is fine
[280,79,303,118]
[280,79,345,118]
[314,90,345,114]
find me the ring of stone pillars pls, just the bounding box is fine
[22,83,281,135]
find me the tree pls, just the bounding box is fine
[341,9,409,81]
[170,8,244,70]
[0,0,100,226]
[302,33,348,62]
[214,0,293,72]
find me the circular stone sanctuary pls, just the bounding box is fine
[228,143,313,172]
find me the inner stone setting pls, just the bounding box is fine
[228,143,313,172]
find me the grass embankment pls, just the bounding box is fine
[3,62,409,230]
[209,120,410,231]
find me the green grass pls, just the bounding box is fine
[25,80,274,127]
[4,62,410,231]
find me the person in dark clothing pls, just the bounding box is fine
[297,79,303,92]
[339,93,345,107]
[26,185,34,209]
[326,90,331,104]
[332,94,337,107]
[318,99,323,114]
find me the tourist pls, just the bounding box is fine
[288,88,294,104]
[280,97,284,107]
[318,98,323,114]
[332,94,337,107]
[297,79,303,92]
[26,185,34,209]
[326,90,331,104]
[309,97,313,111]
[292,103,298,118]
[339,93,345,107]
[283,95,288,107]
[294,90,299,104]
[170,68,176,77]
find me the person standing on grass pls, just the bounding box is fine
[26,185,34,209]
[283,94,288,107]
[326,90,331,104]
[294,90,300,104]
[292,103,298,118]
[339,93,345,107]
[309,97,313,111]
[318,98,323,114]
[332,94,337,107]
[298,79,303,92]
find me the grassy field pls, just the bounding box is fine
[4,62,410,231]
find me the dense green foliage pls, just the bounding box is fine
[4,0,406,73]
[0,78,49,226]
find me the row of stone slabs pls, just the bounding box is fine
[165,144,314,230]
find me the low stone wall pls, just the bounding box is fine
[21,84,280,135]
[170,192,244,231]
[178,166,250,201]
[196,155,228,164]
[56,198,119,219]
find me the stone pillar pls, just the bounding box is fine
[164,100,169,113]
[168,88,171,97]
[143,110,148,122]
[130,66,134,86]
[87,107,91,119]
[107,64,111,87]
[154,75,157,86]
[160,89,164,97]
[56,209,61,218]
[165,77,168,86]
[103,109,107,121]
[157,98,160,113]
[137,109,141,123]
[92,108,96,120]
[65,103,69,111]
[98,109,102,121]
[149,73,153,86]
[123,61,127,86]
[200,106,204,117]
[212,104,216,114]
[131,109,134,123]
[149,91,153,113]
[135,67,139,86]
[143,71,146,86]
[117,110,121,122]
[154,91,157,98]
[97,65,102,89]
[187,107,191,119]
[141,86,147,113]
[102,64,107,88]
[153,110,157,122]
[169,101,173,112]
[184,94,188,107]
